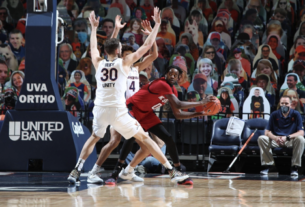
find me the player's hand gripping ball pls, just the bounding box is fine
[202,98,221,116]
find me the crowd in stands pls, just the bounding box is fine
[1,0,305,123]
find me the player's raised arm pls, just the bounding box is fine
[111,15,126,39]
[134,20,158,72]
[89,11,101,70]
[123,7,161,69]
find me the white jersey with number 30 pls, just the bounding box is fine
[95,58,128,108]
[126,67,140,99]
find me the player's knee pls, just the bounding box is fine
[91,132,100,140]
[108,138,121,150]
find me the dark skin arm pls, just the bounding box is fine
[165,94,217,110]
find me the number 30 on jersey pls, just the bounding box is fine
[101,68,118,81]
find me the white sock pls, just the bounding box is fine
[125,164,134,173]
[163,161,173,170]
[91,164,101,174]
[75,158,85,171]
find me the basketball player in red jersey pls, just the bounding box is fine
[107,65,219,185]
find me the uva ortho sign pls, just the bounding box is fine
[9,121,64,141]
[18,83,56,104]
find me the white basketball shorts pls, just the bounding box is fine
[92,106,141,139]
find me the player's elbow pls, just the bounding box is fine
[173,112,182,120]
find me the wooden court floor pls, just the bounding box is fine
[1,172,305,207]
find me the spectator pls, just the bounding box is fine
[253,45,279,74]
[67,70,90,103]
[177,33,199,61]
[5,0,24,23]
[57,58,67,89]
[0,7,13,34]
[219,87,235,117]
[166,0,186,23]
[282,89,304,113]
[184,91,202,113]
[272,0,294,24]
[281,74,305,104]
[271,8,290,34]
[157,19,176,48]
[125,18,143,46]
[222,0,239,22]
[197,58,218,93]
[8,29,25,62]
[59,43,78,75]
[210,19,231,49]
[231,48,251,76]
[63,87,85,119]
[126,0,136,13]
[254,59,277,89]
[9,70,24,96]
[173,56,189,90]
[193,73,208,100]
[215,9,232,34]
[0,58,8,92]
[258,96,304,177]
[201,45,223,74]
[0,88,16,114]
[131,7,147,20]
[227,59,248,89]
[195,0,213,22]
[73,18,89,53]
[292,60,305,86]
[252,74,275,107]
[100,19,114,39]
[250,88,264,118]
[289,45,305,71]
[110,0,124,15]
[289,36,305,60]
[266,35,285,71]
[85,0,105,17]
[140,0,154,22]
[126,34,140,51]
[207,32,226,59]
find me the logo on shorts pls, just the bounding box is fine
[72,122,84,137]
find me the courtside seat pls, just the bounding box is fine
[240,119,268,156]
[208,118,241,156]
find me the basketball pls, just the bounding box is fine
[202,99,221,116]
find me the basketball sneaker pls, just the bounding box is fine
[105,177,117,185]
[87,171,103,184]
[68,168,81,185]
[119,168,144,182]
[178,178,193,185]
[168,168,189,183]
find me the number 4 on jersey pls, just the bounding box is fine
[129,81,135,92]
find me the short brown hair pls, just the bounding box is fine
[280,95,292,103]
[104,38,120,55]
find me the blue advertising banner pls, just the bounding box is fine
[0,111,96,171]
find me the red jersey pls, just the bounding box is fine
[127,77,178,112]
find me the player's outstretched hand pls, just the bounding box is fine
[141,20,152,35]
[115,15,126,29]
[151,7,161,24]
[89,11,99,28]
[201,95,217,105]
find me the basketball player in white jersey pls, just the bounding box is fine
[68,9,189,184]
[83,19,159,184]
